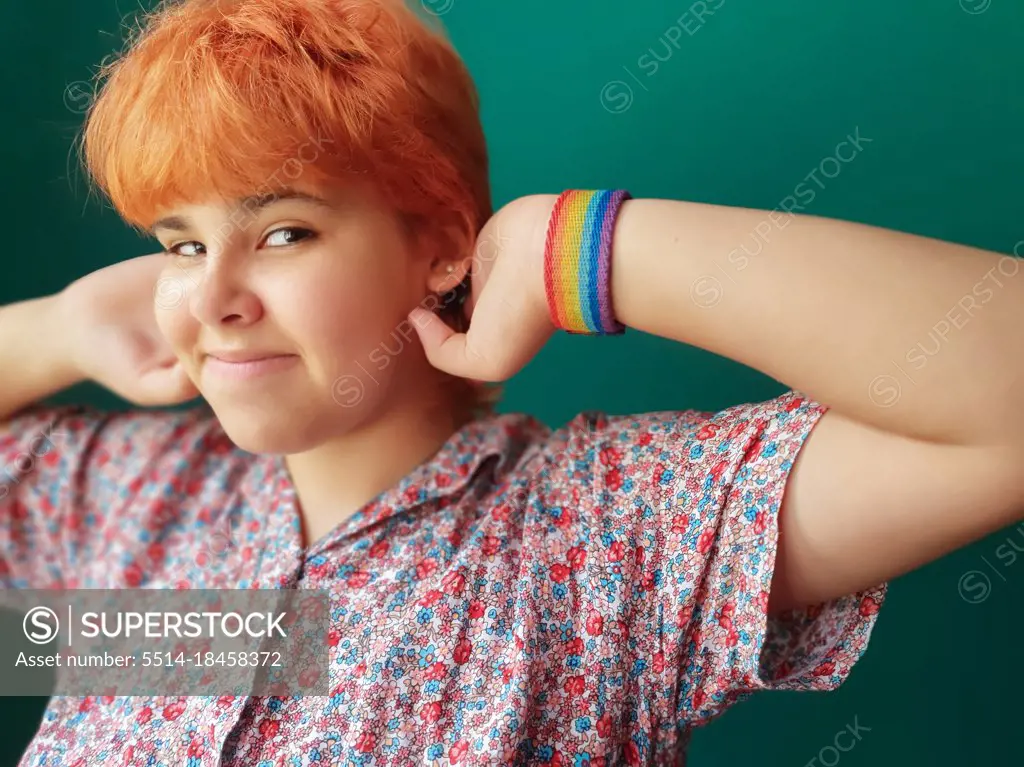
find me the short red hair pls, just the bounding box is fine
[82,0,501,416]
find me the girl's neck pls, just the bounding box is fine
[283,377,471,549]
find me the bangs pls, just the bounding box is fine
[82,0,410,228]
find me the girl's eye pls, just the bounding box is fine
[165,241,205,258]
[262,227,315,248]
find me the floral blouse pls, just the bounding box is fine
[0,389,884,765]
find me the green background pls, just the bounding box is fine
[2,0,1021,763]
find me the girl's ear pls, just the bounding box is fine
[423,221,471,295]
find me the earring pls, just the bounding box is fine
[445,264,455,274]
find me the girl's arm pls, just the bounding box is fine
[609,200,1024,611]
[0,296,82,423]
[0,255,198,427]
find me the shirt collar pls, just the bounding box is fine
[245,411,549,552]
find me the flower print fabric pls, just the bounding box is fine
[0,389,884,765]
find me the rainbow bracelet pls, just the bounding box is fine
[543,189,631,335]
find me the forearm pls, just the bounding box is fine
[0,296,82,422]
[610,199,1024,449]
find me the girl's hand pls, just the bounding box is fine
[409,194,559,381]
[58,254,201,406]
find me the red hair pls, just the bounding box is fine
[82,0,501,416]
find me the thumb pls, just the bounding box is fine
[133,361,201,406]
[408,307,492,380]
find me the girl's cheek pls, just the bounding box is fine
[155,303,196,359]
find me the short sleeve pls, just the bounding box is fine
[551,389,885,728]
[0,404,215,589]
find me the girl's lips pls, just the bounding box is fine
[203,354,299,381]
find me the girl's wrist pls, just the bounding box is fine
[541,189,632,335]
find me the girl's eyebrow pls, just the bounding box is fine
[149,189,333,235]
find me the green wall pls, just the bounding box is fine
[2,0,1021,763]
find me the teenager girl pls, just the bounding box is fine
[1,0,1021,764]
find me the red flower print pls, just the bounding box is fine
[355,731,377,753]
[566,637,584,656]
[696,423,719,440]
[217,696,235,707]
[696,529,715,554]
[563,675,585,696]
[441,570,466,594]
[596,713,613,738]
[450,740,469,763]
[753,511,767,535]
[726,629,738,647]
[860,596,881,616]
[419,589,442,607]
[553,506,574,529]
[638,431,653,446]
[566,546,586,570]
[420,701,442,723]
[652,651,665,674]
[415,559,438,580]
[550,564,570,583]
[306,561,329,579]
[328,628,340,647]
[162,701,186,721]
[756,590,770,613]
[347,570,370,588]
[123,561,143,587]
[598,446,622,466]
[78,697,93,713]
[726,421,747,440]
[468,600,485,619]
[692,688,706,710]
[136,707,152,725]
[617,619,631,642]
[586,612,604,636]
[453,639,473,664]
[710,459,728,484]
[718,602,735,630]
[355,661,367,676]
[603,468,623,492]
[481,536,501,556]
[608,541,625,562]
[813,661,836,676]
[368,540,389,558]
[671,513,689,534]
[258,720,279,739]
[425,662,447,681]
[785,396,804,411]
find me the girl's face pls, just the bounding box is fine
[150,178,452,454]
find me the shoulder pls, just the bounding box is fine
[491,391,827,540]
